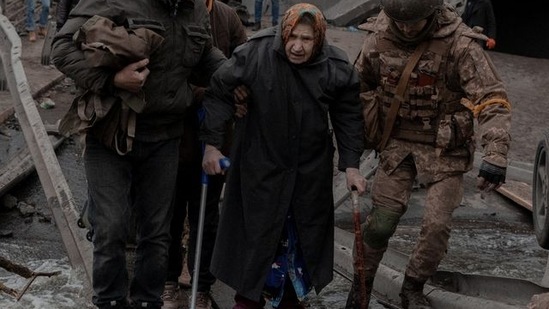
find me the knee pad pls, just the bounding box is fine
[362,207,401,249]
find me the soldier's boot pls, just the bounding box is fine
[344,275,374,309]
[400,275,432,309]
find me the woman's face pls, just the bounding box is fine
[393,19,428,39]
[284,23,315,64]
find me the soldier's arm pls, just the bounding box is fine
[457,40,511,169]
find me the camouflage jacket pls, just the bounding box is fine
[357,5,511,183]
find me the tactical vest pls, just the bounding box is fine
[372,33,468,145]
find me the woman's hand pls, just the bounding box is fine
[202,144,226,175]
[345,167,367,195]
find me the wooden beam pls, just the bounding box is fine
[0,135,64,198]
[495,180,533,211]
[0,13,92,288]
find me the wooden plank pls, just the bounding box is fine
[0,13,93,289]
[0,135,64,197]
[496,180,533,211]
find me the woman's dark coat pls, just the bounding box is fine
[200,27,364,300]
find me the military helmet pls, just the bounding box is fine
[381,0,443,23]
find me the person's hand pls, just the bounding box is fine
[345,167,367,195]
[113,58,150,93]
[192,86,206,103]
[233,84,249,104]
[202,144,225,175]
[233,85,249,118]
[235,103,248,118]
[477,161,506,195]
[486,38,496,50]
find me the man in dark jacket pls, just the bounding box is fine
[200,3,367,308]
[461,0,497,49]
[162,0,247,308]
[51,0,226,308]
[55,0,79,31]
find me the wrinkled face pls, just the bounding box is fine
[393,19,428,39]
[284,23,315,64]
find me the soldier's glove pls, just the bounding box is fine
[477,161,506,191]
[486,38,496,50]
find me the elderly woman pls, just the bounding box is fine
[200,3,367,309]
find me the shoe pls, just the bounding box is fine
[37,26,47,36]
[97,299,131,309]
[161,282,183,309]
[191,291,212,309]
[28,31,37,42]
[252,22,261,31]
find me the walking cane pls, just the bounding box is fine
[190,154,230,309]
[351,186,368,309]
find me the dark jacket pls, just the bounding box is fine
[56,0,80,31]
[210,0,247,57]
[57,15,166,154]
[461,0,496,39]
[180,0,247,162]
[200,27,364,300]
[52,0,226,143]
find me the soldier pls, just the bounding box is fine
[347,0,511,308]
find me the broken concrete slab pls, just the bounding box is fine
[324,0,380,27]
[239,0,378,27]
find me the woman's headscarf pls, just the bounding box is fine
[281,3,327,59]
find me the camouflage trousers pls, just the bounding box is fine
[363,156,464,281]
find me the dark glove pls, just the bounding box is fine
[477,161,506,190]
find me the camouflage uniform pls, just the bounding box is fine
[352,3,511,304]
